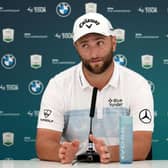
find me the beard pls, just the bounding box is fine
[80,51,113,74]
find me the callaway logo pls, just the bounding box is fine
[44,109,52,118]
[86,24,92,28]
[139,109,152,124]
[79,18,100,28]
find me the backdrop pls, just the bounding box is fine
[0,0,168,160]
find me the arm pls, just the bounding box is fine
[36,128,62,161]
[90,130,152,163]
[36,78,80,163]
[36,128,80,163]
[133,131,152,160]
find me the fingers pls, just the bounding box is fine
[89,135,111,163]
[100,147,111,163]
[100,152,111,163]
[58,143,67,163]
[100,145,108,153]
[58,140,80,164]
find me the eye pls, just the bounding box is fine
[97,40,104,46]
[81,43,89,49]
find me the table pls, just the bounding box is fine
[0,160,168,168]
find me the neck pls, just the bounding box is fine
[83,62,114,90]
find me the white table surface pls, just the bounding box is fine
[0,160,168,168]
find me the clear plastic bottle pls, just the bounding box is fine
[119,115,133,164]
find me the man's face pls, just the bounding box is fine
[75,33,116,74]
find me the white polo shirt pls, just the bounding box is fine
[37,62,154,154]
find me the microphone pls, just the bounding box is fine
[77,87,100,162]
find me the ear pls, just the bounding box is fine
[111,36,117,52]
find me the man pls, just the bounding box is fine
[36,12,154,164]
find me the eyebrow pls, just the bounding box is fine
[78,36,106,45]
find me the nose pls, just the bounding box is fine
[89,46,99,58]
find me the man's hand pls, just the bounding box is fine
[58,140,80,164]
[89,134,111,163]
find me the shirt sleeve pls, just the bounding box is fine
[37,77,65,132]
[130,80,154,132]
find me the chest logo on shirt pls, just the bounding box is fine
[139,109,152,124]
[108,98,123,107]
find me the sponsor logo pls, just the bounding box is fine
[40,109,53,123]
[0,85,5,91]
[139,109,152,124]
[113,29,125,43]
[0,6,20,13]
[137,7,158,14]
[2,28,14,43]
[0,110,20,117]
[113,54,127,66]
[0,84,19,91]
[79,19,100,29]
[28,80,44,95]
[85,2,97,13]
[27,6,46,13]
[141,54,153,69]
[163,59,168,64]
[52,58,76,65]
[3,132,14,147]
[6,84,19,91]
[44,109,52,118]
[56,2,71,17]
[30,54,42,69]
[24,136,35,143]
[54,32,73,39]
[135,33,159,39]
[40,118,54,123]
[24,33,48,39]
[1,54,16,69]
[107,7,131,13]
[108,98,123,107]
[27,110,39,117]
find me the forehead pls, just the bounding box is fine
[77,33,107,43]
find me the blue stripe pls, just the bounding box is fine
[63,107,129,143]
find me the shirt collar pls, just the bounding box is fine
[78,62,91,89]
[78,61,120,89]
[107,61,119,88]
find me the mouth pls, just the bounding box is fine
[90,58,103,64]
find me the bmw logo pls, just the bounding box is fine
[28,80,44,95]
[1,54,16,69]
[113,54,127,66]
[56,2,71,17]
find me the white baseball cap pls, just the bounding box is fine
[72,12,114,43]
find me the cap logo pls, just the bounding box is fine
[79,18,100,28]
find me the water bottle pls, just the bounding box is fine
[119,115,133,164]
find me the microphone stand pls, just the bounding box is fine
[77,87,100,162]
